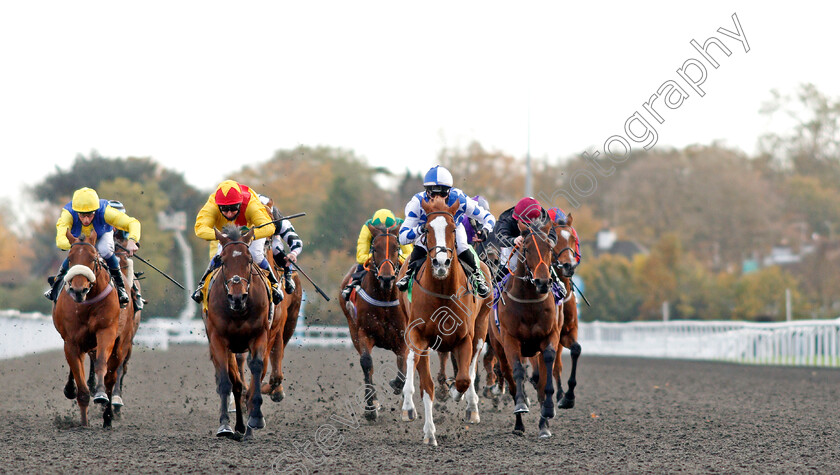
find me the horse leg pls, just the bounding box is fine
[267,332,287,402]
[102,343,124,429]
[389,345,407,394]
[64,369,76,400]
[435,351,449,401]
[228,353,246,437]
[209,337,234,438]
[502,335,529,417]
[529,355,541,391]
[463,337,484,423]
[357,330,379,420]
[112,362,125,413]
[482,343,497,399]
[417,353,437,446]
[86,352,96,396]
[400,348,420,422]
[538,344,557,439]
[64,344,90,427]
[244,336,267,440]
[559,340,581,409]
[92,328,117,405]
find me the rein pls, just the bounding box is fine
[220,240,254,294]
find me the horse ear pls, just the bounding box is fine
[214,227,228,245]
[66,229,76,244]
[242,228,255,244]
[367,224,381,237]
[420,198,432,214]
[89,229,98,245]
[565,213,574,227]
[447,198,460,216]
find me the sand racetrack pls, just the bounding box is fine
[1,343,839,474]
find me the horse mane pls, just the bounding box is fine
[220,224,243,241]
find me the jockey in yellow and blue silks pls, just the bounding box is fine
[340,209,413,301]
[192,180,283,305]
[395,165,496,298]
[45,187,141,307]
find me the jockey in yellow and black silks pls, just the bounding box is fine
[192,180,283,305]
[45,187,141,308]
[340,209,413,301]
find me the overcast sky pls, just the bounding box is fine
[1,1,837,220]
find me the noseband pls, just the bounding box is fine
[220,241,254,295]
[69,240,102,276]
[512,233,552,285]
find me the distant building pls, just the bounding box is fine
[584,228,647,260]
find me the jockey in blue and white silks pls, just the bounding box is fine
[396,165,495,297]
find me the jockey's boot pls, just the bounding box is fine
[132,281,144,311]
[192,256,220,303]
[396,247,428,292]
[266,266,284,305]
[458,250,490,298]
[109,268,130,308]
[283,267,296,294]
[342,265,367,301]
[44,264,69,301]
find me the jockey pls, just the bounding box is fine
[547,207,581,265]
[259,194,303,295]
[395,166,495,298]
[341,208,413,301]
[192,180,283,305]
[44,187,141,307]
[493,197,557,282]
[108,200,145,311]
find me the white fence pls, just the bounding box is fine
[3,308,839,367]
[579,319,840,367]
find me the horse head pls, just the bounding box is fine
[63,229,102,303]
[215,224,255,312]
[518,217,555,294]
[421,196,459,280]
[552,213,580,278]
[368,224,400,292]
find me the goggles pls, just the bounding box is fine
[218,204,241,213]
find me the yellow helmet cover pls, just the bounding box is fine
[71,187,101,213]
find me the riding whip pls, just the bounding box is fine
[115,243,186,290]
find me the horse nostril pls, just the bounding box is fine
[444,259,451,266]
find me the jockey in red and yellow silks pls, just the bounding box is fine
[191,180,283,305]
[341,209,413,301]
[45,187,141,307]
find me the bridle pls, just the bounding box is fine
[69,240,102,276]
[510,232,553,285]
[550,223,581,277]
[220,240,254,295]
[424,210,455,263]
[368,231,399,278]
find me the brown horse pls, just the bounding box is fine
[549,214,581,409]
[488,218,561,438]
[203,225,271,439]
[260,243,303,403]
[53,230,123,427]
[398,196,491,446]
[85,241,142,417]
[339,224,408,420]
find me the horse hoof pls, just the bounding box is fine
[389,378,404,394]
[466,409,480,424]
[64,387,76,400]
[423,436,438,447]
[113,406,122,419]
[216,424,234,438]
[270,389,285,403]
[111,395,124,408]
[512,429,524,437]
[248,416,266,430]
[513,403,529,414]
[402,409,416,422]
[559,397,575,409]
[449,386,464,402]
[539,428,552,439]
[243,427,254,441]
[541,404,555,420]
[92,392,109,405]
[364,409,378,421]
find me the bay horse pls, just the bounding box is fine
[398,196,491,446]
[549,213,581,409]
[52,230,123,428]
[203,225,271,440]
[339,224,408,421]
[487,217,561,438]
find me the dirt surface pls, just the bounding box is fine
[1,344,839,474]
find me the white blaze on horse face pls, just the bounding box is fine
[232,250,243,258]
[429,216,449,267]
[560,229,571,241]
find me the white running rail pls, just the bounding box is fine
[579,319,840,367]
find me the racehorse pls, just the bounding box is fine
[52,230,123,428]
[203,225,271,440]
[487,217,561,438]
[85,241,142,417]
[339,224,408,420]
[260,240,303,403]
[548,213,581,409]
[398,196,491,446]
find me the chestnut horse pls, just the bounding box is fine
[488,218,561,438]
[398,196,491,446]
[52,230,123,427]
[339,224,408,421]
[203,225,271,439]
